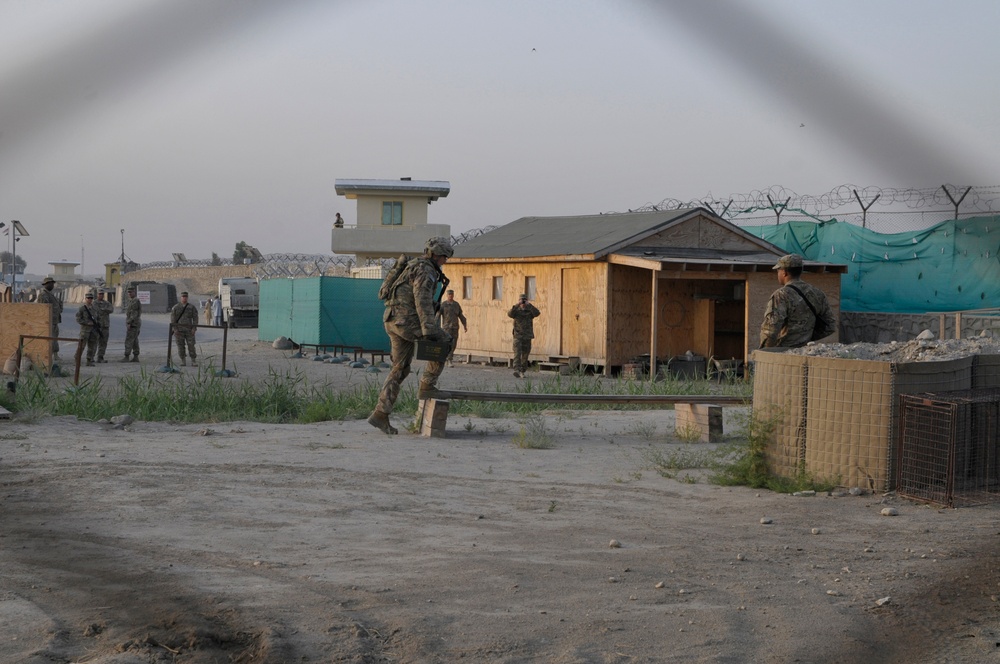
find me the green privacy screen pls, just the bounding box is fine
[746,214,1000,313]
[258,276,391,350]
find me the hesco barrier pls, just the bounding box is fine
[752,350,980,491]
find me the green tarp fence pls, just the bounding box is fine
[745,214,1000,313]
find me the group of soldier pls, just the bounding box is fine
[32,280,215,370]
[72,284,142,366]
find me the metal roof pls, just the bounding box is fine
[334,178,451,199]
[609,246,848,274]
[451,208,784,260]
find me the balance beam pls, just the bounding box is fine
[416,390,747,437]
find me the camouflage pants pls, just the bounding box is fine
[97,325,110,359]
[174,329,196,360]
[124,324,141,358]
[444,326,460,361]
[76,326,100,363]
[512,336,532,373]
[51,323,60,356]
[375,329,445,415]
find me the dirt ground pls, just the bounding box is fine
[2,319,1000,663]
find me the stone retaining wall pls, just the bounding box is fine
[841,312,1000,343]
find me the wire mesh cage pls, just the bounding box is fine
[898,388,1000,507]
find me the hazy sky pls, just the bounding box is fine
[1,0,997,275]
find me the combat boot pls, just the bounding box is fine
[418,380,444,400]
[367,410,398,435]
[121,356,131,363]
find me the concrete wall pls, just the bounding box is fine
[123,265,254,298]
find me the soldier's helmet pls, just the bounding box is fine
[42,276,55,285]
[425,236,454,258]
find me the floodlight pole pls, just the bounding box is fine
[10,221,18,288]
[8,221,29,292]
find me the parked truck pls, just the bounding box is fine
[219,277,259,328]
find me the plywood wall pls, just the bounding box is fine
[445,261,608,365]
[0,302,53,370]
[607,265,651,366]
[632,214,768,252]
[608,267,749,366]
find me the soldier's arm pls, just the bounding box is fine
[412,266,447,338]
[759,291,788,348]
[458,305,468,329]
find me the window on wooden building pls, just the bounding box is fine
[492,276,503,300]
[524,276,536,301]
[381,201,403,225]
[462,276,472,300]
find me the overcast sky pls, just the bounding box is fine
[1,0,997,276]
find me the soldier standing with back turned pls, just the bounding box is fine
[122,285,141,362]
[37,276,63,358]
[93,290,114,362]
[170,291,199,366]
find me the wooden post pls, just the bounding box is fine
[650,271,659,381]
[675,403,723,443]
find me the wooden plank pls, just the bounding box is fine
[433,389,746,405]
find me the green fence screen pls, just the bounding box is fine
[746,214,1000,313]
[258,276,390,350]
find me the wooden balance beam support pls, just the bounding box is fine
[416,390,747,439]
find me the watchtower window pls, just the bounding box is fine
[382,202,403,225]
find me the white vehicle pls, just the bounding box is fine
[219,277,259,328]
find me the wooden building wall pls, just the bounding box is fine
[607,265,650,366]
[609,267,749,367]
[0,302,52,369]
[444,260,608,365]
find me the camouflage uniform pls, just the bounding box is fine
[123,292,142,361]
[170,299,200,364]
[369,237,454,435]
[508,300,541,374]
[75,299,101,365]
[375,256,449,415]
[37,285,63,356]
[759,279,835,348]
[438,298,467,362]
[93,295,114,361]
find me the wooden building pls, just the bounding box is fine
[445,208,846,374]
